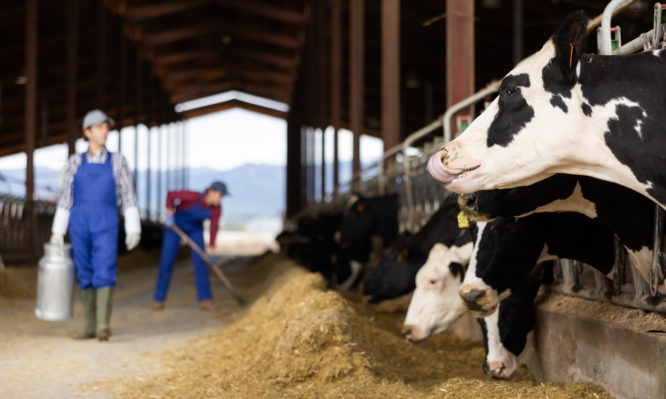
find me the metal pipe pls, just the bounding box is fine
[443,81,500,144]
[600,0,633,55]
[650,204,664,296]
[615,30,652,55]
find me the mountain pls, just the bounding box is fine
[0,163,286,228]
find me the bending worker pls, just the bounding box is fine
[153,181,228,311]
[50,109,141,341]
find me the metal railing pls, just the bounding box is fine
[0,195,56,262]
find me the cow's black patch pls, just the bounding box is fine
[362,197,466,302]
[542,58,574,98]
[487,74,534,148]
[575,50,666,205]
[550,95,568,113]
[581,103,592,116]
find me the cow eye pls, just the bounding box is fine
[427,278,438,287]
[504,87,518,96]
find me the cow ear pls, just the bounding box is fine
[553,11,588,80]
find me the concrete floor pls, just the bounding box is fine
[0,250,249,398]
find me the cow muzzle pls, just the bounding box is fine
[458,286,497,317]
[483,359,516,380]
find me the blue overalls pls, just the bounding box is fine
[154,195,213,302]
[69,153,119,289]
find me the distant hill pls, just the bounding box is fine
[0,163,286,228]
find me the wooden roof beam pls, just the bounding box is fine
[111,0,211,22]
[216,0,308,25]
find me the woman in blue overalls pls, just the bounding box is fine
[153,182,226,311]
[50,109,141,341]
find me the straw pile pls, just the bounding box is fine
[105,254,612,399]
[0,266,37,299]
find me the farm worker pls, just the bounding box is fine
[50,109,141,341]
[152,181,228,311]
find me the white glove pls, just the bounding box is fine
[50,233,64,248]
[125,233,140,251]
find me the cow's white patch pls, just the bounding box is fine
[336,260,363,290]
[434,40,663,208]
[517,182,598,219]
[484,309,518,379]
[402,242,474,341]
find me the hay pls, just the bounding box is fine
[0,266,36,299]
[102,254,612,399]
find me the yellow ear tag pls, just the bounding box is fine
[457,211,470,228]
[397,249,409,262]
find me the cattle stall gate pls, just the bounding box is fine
[295,4,666,397]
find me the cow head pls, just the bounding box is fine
[459,218,547,317]
[402,242,473,342]
[428,12,590,194]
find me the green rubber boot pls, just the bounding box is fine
[72,289,96,339]
[96,287,113,342]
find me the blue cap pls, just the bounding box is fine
[82,109,115,130]
[208,181,229,196]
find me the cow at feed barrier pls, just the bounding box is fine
[362,197,468,303]
[459,173,660,289]
[401,241,553,380]
[459,212,616,321]
[427,11,666,209]
[334,193,399,289]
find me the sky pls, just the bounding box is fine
[0,94,384,177]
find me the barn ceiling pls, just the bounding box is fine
[0,0,655,157]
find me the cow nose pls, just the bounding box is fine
[401,326,413,341]
[459,288,488,311]
[458,194,478,211]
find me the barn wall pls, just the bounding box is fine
[520,294,666,399]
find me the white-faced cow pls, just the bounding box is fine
[363,197,468,303]
[459,212,615,319]
[459,173,660,289]
[401,241,553,379]
[428,11,666,209]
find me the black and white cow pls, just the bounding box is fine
[401,241,553,380]
[428,11,666,209]
[459,173,659,287]
[335,193,400,288]
[362,197,467,302]
[459,212,615,319]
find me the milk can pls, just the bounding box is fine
[35,242,75,321]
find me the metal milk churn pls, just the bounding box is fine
[35,242,75,321]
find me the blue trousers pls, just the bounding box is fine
[154,226,212,302]
[69,210,118,289]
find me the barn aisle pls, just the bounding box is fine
[0,250,251,398]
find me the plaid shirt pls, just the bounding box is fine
[57,147,137,212]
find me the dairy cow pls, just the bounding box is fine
[459,212,615,320]
[428,12,666,209]
[401,242,553,380]
[459,174,659,286]
[363,197,467,302]
[335,193,400,289]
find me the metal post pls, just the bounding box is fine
[118,34,127,152]
[650,204,664,296]
[512,0,523,65]
[157,125,162,221]
[446,0,475,138]
[96,0,106,109]
[330,0,341,196]
[381,0,401,151]
[66,0,78,156]
[166,123,171,192]
[146,125,152,220]
[25,0,38,251]
[134,54,142,187]
[349,0,364,180]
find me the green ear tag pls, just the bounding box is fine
[457,211,470,228]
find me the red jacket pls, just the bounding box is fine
[166,190,222,246]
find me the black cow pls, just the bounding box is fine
[459,173,658,289]
[335,193,399,288]
[459,212,615,319]
[363,197,468,302]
